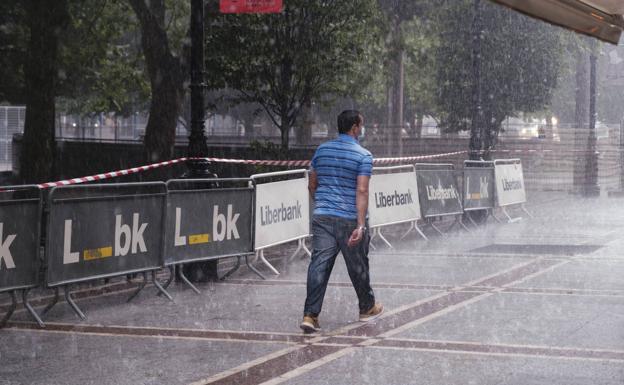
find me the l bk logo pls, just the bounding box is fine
[63,213,148,264]
[0,223,16,270]
[174,204,240,247]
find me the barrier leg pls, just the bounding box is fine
[42,287,60,315]
[64,285,86,320]
[245,254,266,280]
[178,267,201,294]
[286,240,303,265]
[415,223,428,241]
[466,212,479,227]
[369,228,378,250]
[521,204,534,218]
[457,216,472,232]
[491,209,504,224]
[127,272,148,303]
[399,222,415,241]
[22,289,45,328]
[221,255,242,280]
[157,267,175,297]
[152,271,173,302]
[301,238,312,258]
[162,266,175,290]
[0,291,17,328]
[502,207,522,223]
[258,249,280,276]
[378,229,394,249]
[429,221,446,237]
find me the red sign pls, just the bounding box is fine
[220,0,283,14]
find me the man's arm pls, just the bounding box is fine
[348,175,370,247]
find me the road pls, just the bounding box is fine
[1,193,623,385]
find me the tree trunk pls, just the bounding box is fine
[385,83,393,156]
[19,0,68,183]
[296,100,313,145]
[280,122,289,153]
[243,111,256,139]
[573,48,590,189]
[415,109,424,139]
[278,106,291,153]
[544,114,554,140]
[391,49,405,157]
[129,0,186,163]
[482,109,493,160]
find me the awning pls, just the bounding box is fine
[490,0,624,44]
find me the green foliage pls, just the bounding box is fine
[57,0,150,115]
[205,0,383,150]
[403,12,438,121]
[0,0,152,114]
[549,34,589,124]
[432,0,565,134]
[353,1,447,131]
[249,139,289,174]
[0,0,28,104]
[1,0,193,116]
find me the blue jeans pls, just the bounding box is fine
[304,215,375,316]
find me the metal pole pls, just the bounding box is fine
[187,0,212,176]
[469,0,483,160]
[620,117,624,190]
[397,49,404,157]
[585,44,600,197]
[181,0,220,284]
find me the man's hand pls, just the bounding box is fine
[347,227,364,247]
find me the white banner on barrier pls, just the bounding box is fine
[254,178,310,250]
[368,171,421,228]
[495,162,526,206]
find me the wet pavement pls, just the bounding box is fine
[1,192,624,384]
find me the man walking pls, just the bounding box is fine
[301,110,383,334]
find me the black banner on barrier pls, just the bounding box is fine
[463,168,495,210]
[164,187,253,265]
[416,170,463,218]
[46,183,166,287]
[0,187,41,292]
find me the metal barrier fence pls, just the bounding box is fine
[164,178,255,293]
[251,169,311,277]
[493,159,532,222]
[463,161,496,212]
[45,182,169,319]
[415,163,468,235]
[0,159,530,328]
[0,185,43,327]
[369,165,425,249]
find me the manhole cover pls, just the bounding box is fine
[469,244,602,256]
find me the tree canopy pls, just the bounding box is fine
[204,0,383,151]
[432,0,564,150]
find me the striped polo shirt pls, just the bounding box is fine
[310,134,373,219]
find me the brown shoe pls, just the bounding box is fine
[359,302,384,322]
[300,315,321,334]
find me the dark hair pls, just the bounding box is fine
[337,110,362,134]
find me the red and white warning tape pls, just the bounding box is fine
[35,151,468,189]
[37,158,189,189]
[197,157,311,167]
[374,151,467,164]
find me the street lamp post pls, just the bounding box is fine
[469,0,483,161]
[181,0,219,283]
[186,0,213,177]
[585,44,600,197]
